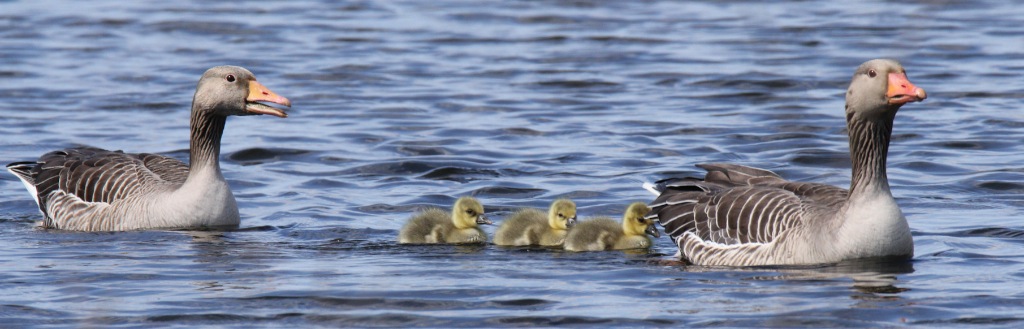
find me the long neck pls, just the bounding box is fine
[188,108,226,176]
[846,109,896,198]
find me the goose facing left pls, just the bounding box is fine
[6,66,291,231]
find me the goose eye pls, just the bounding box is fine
[226,74,236,82]
[557,213,564,218]
[868,70,876,78]
[465,209,474,215]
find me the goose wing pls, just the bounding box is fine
[648,163,847,259]
[9,147,188,220]
[699,163,849,207]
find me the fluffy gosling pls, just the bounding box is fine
[564,202,659,252]
[398,196,492,244]
[493,199,577,246]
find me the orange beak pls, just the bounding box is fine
[887,72,927,105]
[245,80,291,118]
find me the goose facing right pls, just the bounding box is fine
[645,59,926,266]
[7,66,290,231]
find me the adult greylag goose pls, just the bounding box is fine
[6,66,291,231]
[644,59,926,266]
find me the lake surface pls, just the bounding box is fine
[1,0,1023,327]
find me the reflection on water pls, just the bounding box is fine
[751,258,915,293]
[1,0,1024,327]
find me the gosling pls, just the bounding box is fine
[398,196,492,244]
[564,202,660,252]
[493,199,577,246]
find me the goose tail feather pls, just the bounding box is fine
[642,182,661,196]
[6,161,41,209]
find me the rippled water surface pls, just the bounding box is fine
[2,0,1024,327]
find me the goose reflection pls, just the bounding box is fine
[656,256,914,295]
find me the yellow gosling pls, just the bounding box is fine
[493,199,577,246]
[564,202,660,252]
[398,197,491,244]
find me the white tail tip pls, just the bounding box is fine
[642,182,661,196]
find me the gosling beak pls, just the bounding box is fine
[567,216,578,228]
[645,224,661,238]
[476,215,493,225]
[887,72,927,105]
[245,80,292,118]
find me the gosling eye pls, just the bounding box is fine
[465,209,474,215]
[868,69,877,78]
[226,74,236,82]
[557,213,564,218]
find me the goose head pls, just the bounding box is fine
[547,199,577,230]
[845,59,926,120]
[622,202,659,238]
[192,66,292,118]
[453,196,490,229]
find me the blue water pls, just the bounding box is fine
[2,0,1024,327]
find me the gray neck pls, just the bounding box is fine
[846,109,896,197]
[188,109,226,176]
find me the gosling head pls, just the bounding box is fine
[547,199,577,230]
[452,196,491,229]
[622,202,659,238]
